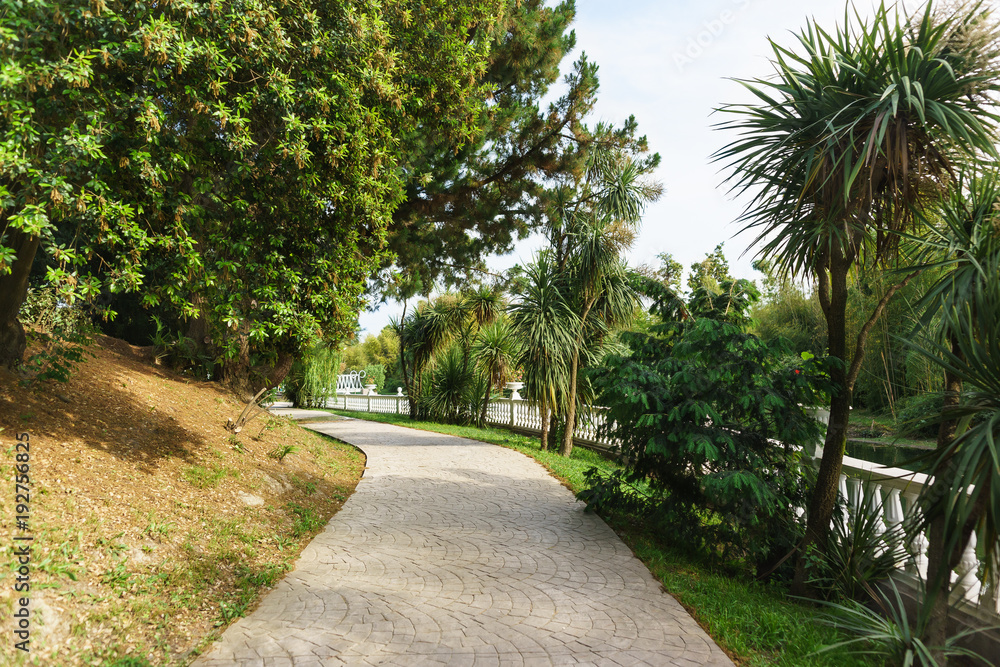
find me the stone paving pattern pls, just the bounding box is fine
[195,415,734,666]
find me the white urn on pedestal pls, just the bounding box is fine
[505,381,524,401]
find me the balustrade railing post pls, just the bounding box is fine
[986,550,1000,614]
[509,399,515,428]
[836,474,850,534]
[884,488,905,567]
[953,532,982,605]
[865,483,886,554]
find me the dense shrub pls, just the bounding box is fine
[581,284,835,574]
[285,344,340,408]
[894,392,945,439]
[363,364,386,393]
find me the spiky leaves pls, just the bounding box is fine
[715,1,1000,277]
[714,0,1000,592]
[508,255,578,418]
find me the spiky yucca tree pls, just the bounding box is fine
[906,171,1000,656]
[472,319,519,426]
[509,256,578,450]
[715,0,1000,593]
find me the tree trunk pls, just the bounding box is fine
[560,348,580,457]
[561,295,596,458]
[259,351,294,392]
[793,254,851,595]
[479,382,491,426]
[0,230,40,369]
[218,325,253,398]
[792,258,919,595]
[540,399,550,451]
[924,335,963,661]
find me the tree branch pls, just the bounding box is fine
[846,269,921,391]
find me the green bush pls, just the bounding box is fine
[285,343,340,408]
[894,392,944,439]
[18,285,94,382]
[585,289,835,573]
[363,364,385,393]
[805,486,907,602]
[420,345,475,424]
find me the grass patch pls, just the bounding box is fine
[182,463,238,489]
[328,409,875,667]
[286,502,325,537]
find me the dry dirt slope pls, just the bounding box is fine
[0,337,364,666]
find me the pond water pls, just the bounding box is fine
[844,441,934,473]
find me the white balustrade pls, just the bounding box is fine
[838,454,997,619]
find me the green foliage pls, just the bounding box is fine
[899,169,1000,599]
[471,318,519,424]
[648,252,684,294]
[1,0,506,373]
[587,293,835,571]
[342,328,400,376]
[894,392,945,438]
[687,277,760,328]
[813,579,990,666]
[268,445,296,463]
[508,255,578,415]
[715,1,1000,280]
[362,364,386,393]
[805,486,908,602]
[17,285,94,383]
[286,502,323,538]
[751,261,828,358]
[687,243,732,293]
[286,344,340,409]
[182,464,236,489]
[908,252,1000,589]
[522,133,662,454]
[421,344,476,424]
[384,0,611,296]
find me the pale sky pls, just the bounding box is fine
[358,0,888,337]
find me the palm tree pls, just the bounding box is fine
[552,147,662,456]
[457,286,504,375]
[472,319,519,426]
[559,219,641,456]
[508,255,578,450]
[394,296,462,419]
[906,171,1000,656]
[714,0,1000,592]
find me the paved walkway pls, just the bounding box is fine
[195,415,733,666]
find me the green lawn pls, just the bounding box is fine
[325,409,879,667]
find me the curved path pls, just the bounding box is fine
[195,415,733,666]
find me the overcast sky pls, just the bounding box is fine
[358,0,889,337]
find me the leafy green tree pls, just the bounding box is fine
[751,261,828,359]
[285,344,341,409]
[0,0,504,390]
[343,328,400,374]
[585,278,832,572]
[687,243,732,293]
[382,0,613,296]
[714,0,1000,593]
